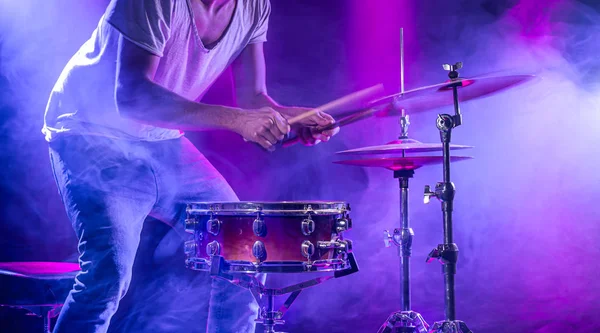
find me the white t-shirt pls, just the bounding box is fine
[42,0,270,142]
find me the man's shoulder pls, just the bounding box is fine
[240,0,270,14]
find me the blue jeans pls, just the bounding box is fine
[49,135,258,333]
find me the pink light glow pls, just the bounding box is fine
[345,0,418,93]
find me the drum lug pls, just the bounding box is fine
[252,241,267,262]
[301,240,315,259]
[184,240,197,257]
[206,241,221,257]
[206,217,222,236]
[185,217,198,233]
[334,216,352,234]
[253,216,267,237]
[301,217,315,236]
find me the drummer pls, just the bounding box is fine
[42,0,338,332]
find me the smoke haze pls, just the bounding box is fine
[0,0,599,332]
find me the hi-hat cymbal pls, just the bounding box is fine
[336,138,473,155]
[370,74,535,115]
[333,156,472,171]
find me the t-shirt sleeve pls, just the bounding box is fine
[104,0,174,57]
[249,0,271,44]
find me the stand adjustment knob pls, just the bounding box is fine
[383,229,402,248]
[383,230,392,247]
[424,185,436,204]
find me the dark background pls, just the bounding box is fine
[1,0,600,332]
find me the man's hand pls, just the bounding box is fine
[234,107,290,151]
[231,43,339,147]
[281,107,340,146]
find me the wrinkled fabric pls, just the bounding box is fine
[49,134,258,333]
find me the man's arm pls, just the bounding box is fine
[231,42,339,145]
[231,42,310,114]
[115,38,288,150]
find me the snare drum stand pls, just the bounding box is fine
[209,254,359,333]
[378,114,429,333]
[423,62,472,333]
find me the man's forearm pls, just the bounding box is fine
[243,92,299,115]
[116,79,244,132]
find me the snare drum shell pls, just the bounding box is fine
[187,202,350,263]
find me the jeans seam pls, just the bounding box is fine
[49,148,67,205]
[149,162,160,207]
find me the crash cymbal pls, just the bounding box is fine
[333,156,472,171]
[370,74,535,115]
[283,74,533,147]
[336,138,473,155]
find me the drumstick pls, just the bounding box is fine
[281,107,378,148]
[279,85,383,148]
[285,84,384,125]
[243,84,383,145]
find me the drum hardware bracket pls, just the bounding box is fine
[208,253,359,333]
[384,228,414,257]
[383,229,401,248]
[423,182,455,204]
[317,239,353,260]
[425,244,459,272]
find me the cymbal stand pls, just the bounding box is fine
[378,113,429,333]
[423,62,472,333]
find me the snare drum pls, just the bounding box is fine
[184,201,353,273]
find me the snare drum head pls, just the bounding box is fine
[187,201,350,216]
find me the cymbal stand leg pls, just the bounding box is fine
[423,62,472,333]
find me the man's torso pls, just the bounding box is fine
[42,0,269,142]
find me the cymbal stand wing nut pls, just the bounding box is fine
[424,183,455,204]
[383,229,403,248]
